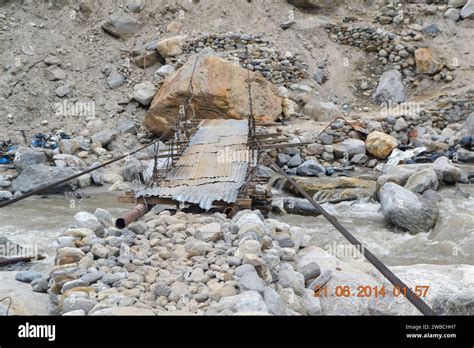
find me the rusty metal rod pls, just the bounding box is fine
[115,204,147,229]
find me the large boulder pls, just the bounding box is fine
[379,183,439,234]
[285,176,375,203]
[11,164,78,194]
[415,48,443,75]
[14,148,47,172]
[366,131,398,159]
[373,70,406,105]
[145,53,283,139]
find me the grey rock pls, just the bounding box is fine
[55,84,71,97]
[107,70,125,89]
[154,281,172,297]
[287,154,303,168]
[133,81,156,106]
[433,157,461,184]
[155,65,176,78]
[116,119,136,134]
[303,100,341,122]
[404,167,439,194]
[351,153,368,165]
[102,11,140,38]
[0,191,12,201]
[457,149,474,163]
[297,254,321,282]
[62,297,97,314]
[74,212,104,236]
[296,159,325,176]
[263,287,287,315]
[13,148,47,172]
[91,130,117,147]
[283,197,321,216]
[15,271,42,283]
[278,264,306,295]
[227,256,242,267]
[257,165,275,178]
[275,233,295,248]
[236,269,266,293]
[11,164,78,194]
[373,69,406,105]
[62,279,90,293]
[444,8,461,20]
[333,139,366,158]
[232,291,268,313]
[277,153,291,166]
[379,183,439,234]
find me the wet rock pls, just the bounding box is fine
[102,11,140,38]
[457,149,474,163]
[283,198,321,216]
[373,70,406,105]
[13,147,47,172]
[296,159,325,176]
[433,157,461,184]
[333,139,366,158]
[286,176,375,203]
[11,164,78,194]
[145,52,282,140]
[366,131,398,159]
[0,191,12,201]
[379,183,439,234]
[404,167,439,194]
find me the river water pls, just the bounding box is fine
[0,186,472,269]
[276,185,474,267]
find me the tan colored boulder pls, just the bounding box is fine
[156,35,187,58]
[366,131,398,159]
[145,53,283,139]
[415,48,444,75]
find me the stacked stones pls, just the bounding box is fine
[325,24,416,78]
[373,90,474,146]
[172,33,308,87]
[43,209,323,315]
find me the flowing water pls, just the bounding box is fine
[0,185,472,269]
[0,189,134,267]
[275,185,474,267]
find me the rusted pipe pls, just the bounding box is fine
[115,204,147,229]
